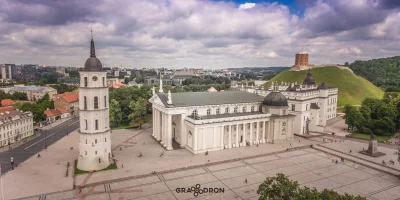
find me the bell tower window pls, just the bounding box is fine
[84,77,88,87]
[84,96,87,109]
[94,96,98,109]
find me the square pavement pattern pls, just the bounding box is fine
[19,148,400,200]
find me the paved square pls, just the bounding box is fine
[5,124,400,200]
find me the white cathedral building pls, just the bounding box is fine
[77,37,112,171]
[149,70,338,154]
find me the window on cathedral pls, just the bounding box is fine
[283,110,286,115]
[95,151,97,155]
[225,107,229,113]
[84,96,87,109]
[259,105,262,112]
[85,151,87,155]
[95,120,99,130]
[216,108,220,114]
[84,77,88,87]
[243,106,246,112]
[207,108,211,115]
[104,96,107,107]
[94,96,98,109]
[306,104,308,110]
[251,106,254,112]
[105,137,107,142]
[282,128,286,135]
[292,104,295,111]
[234,107,238,113]
[95,139,97,144]
[282,122,286,126]
[85,139,87,144]
[99,158,101,163]
[192,110,198,117]
[85,120,88,130]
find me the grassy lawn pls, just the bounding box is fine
[351,132,392,142]
[111,115,152,130]
[74,160,118,175]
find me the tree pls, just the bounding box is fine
[343,105,362,132]
[109,99,122,127]
[128,98,147,129]
[258,173,366,200]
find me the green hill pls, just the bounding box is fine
[264,67,384,106]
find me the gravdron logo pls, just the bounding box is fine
[176,184,225,197]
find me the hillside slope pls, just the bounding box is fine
[264,67,384,106]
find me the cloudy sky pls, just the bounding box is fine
[0,0,399,68]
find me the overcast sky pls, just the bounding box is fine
[0,0,399,68]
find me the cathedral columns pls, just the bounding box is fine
[220,126,224,148]
[180,114,185,148]
[249,122,253,145]
[161,113,166,146]
[228,125,232,148]
[235,124,239,147]
[156,110,161,141]
[152,108,155,137]
[242,122,246,146]
[256,121,259,143]
[262,121,266,143]
[166,114,173,150]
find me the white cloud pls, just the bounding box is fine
[0,0,399,68]
[239,2,256,10]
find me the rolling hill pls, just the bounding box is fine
[264,66,384,106]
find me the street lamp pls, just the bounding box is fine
[10,157,14,170]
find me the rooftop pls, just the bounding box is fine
[158,91,265,107]
[9,86,55,92]
[55,91,79,103]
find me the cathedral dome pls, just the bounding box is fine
[83,38,103,71]
[263,92,288,107]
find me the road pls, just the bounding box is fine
[0,117,80,174]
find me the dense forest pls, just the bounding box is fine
[348,56,400,91]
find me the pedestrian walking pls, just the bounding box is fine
[122,164,124,168]
[245,179,248,184]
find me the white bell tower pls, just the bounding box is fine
[77,35,112,171]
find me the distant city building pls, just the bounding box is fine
[44,108,70,123]
[8,86,57,101]
[53,91,79,115]
[0,110,34,147]
[1,99,15,107]
[56,66,66,75]
[1,64,14,82]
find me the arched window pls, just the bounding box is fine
[192,110,198,117]
[95,139,97,144]
[102,77,105,86]
[94,96,98,109]
[225,107,229,113]
[105,137,107,142]
[243,106,246,112]
[216,108,220,114]
[282,122,286,127]
[207,108,211,115]
[95,120,99,130]
[234,107,238,113]
[84,96,87,109]
[85,120,88,130]
[84,77,88,87]
[281,128,286,135]
[104,96,107,107]
[251,106,254,112]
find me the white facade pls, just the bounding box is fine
[0,110,34,147]
[242,71,338,134]
[150,89,295,154]
[77,39,112,171]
